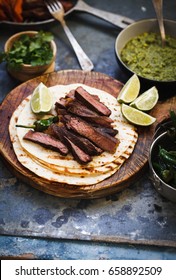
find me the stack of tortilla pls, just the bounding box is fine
[9,83,138,186]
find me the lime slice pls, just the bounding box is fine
[130,86,159,111]
[121,104,156,126]
[30,82,53,113]
[117,74,140,104]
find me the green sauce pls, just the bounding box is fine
[120,32,176,81]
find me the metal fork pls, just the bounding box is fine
[45,0,94,71]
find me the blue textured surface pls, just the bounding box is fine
[1,236,176,260]
[1,0,176,259]
[1,158,176,248]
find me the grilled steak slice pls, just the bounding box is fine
[49,124,92,164]
[76,135,103,155]
[66,89,100,101]
[23,130,69,155]
[65,116,119,153]
[94,126,118,137]
[55,98,68,109]
[55,95,74,110]
[63,136,92,164]
[65,89,76,99]
[83,116,113,128]
[56,108,68,117]
[67,100,113,128]
[75,86,111,116]
[51,124,102,156]
[49,124,66,143]
[67,100,98,117]
[91,94,100,101]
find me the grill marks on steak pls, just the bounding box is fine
[50,124,93,164]
[67,100,97,117]
[93,126,119,137]
[64,137,92,164]
[67,100,113,128]
[54,86,119,154]
[23,86,120,164]
[75,86,111,116]
[51,124,103,156]
[23,130,69,155]
[65,115,119,154]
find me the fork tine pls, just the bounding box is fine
[45,0,54,12]
[52,0,60,10]
[44,0,52,12]
[45,0,63,12]
[55,1,63,10]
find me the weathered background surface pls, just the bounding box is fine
[0,0,176,259]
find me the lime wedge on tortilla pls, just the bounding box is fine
[31,82,53,113]
[121,104,156,126]
[117,74,140,104]
[130,86,159,111]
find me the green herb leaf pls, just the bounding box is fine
[0,31,54,69]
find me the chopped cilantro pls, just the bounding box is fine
[0,31,54,69]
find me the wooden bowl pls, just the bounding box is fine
[4,31,57,82]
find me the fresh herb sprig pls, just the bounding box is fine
[0,31,54,69]
[152,110,176,187]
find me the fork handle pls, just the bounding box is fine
[61,22,94,71]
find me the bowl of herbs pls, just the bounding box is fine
[1,30,57,81]
[149,110,176,202]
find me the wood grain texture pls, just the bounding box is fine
[0,70,175,198]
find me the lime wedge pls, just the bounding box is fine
[121,104,156,126]
[117,74,140,104]
[130,86,159,111]
[30,82,53,113]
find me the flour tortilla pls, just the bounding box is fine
[9,83,138,185]
[10,112,135,185]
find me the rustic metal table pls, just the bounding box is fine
[0,0,176,259]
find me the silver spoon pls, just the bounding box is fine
[152,0,166,47]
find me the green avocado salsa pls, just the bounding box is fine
[120,32,176,81]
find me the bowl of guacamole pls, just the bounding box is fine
[115,19,176,98]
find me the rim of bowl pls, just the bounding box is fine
[149,131,176,191]
[4,31,57,68]
[115,18,176,84]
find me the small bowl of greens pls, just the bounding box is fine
[115,19,176,98]
[149,111,176,202]
[1,30,57,82]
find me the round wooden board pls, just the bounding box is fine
[0,70,175,198]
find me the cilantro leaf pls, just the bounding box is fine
[0,31,54,69]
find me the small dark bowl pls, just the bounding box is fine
[115,19,176,100]
[149,131,176,203]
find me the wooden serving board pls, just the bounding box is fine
[0,70,175,199]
